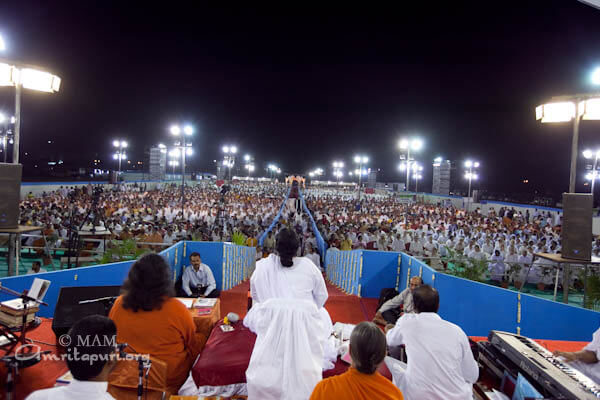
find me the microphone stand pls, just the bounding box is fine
[119,343,152,400]
[78,296,119,316]
[0,284,48,400]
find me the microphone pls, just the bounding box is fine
[117,342,128,358]
[225,312,239,324]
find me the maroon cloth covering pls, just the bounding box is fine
[192,320,391,388]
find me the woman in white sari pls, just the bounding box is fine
[244,228,337,400]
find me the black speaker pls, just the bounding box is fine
[561,193,593,261]
[0,163,22,229]
[52,285,122,338]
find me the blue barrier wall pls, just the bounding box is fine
[0,242,183,318]
[326,248,600,341]
[326,250,362,295]
[222,243,255,290]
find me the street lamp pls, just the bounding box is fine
[0,58,61,164]
[412,162,424,193]
[353,155,369,199]
[332,161,344,183]
[112,140,128,174]
[464,160,480,211]
[398,137,423,191]
[536,82,600,193]
[0,112,14,162]
[583,148,600,195]
[222,144,238,180]
[171,124,194,218]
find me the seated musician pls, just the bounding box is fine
[310,321,404,400]
[26,315,118,400]
[385,285,479,400]
[181,252,219,298]
[373,277,422,325]
[554,327,600,384]
[109,253,202,393]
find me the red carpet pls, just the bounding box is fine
[220,279,375,324]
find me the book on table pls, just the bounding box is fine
[0,311,36,328]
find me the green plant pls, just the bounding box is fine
[231,231,248,246]
[579,268,600,310]
[99,239,150,264]
[507,262,522,282]
[442,246,488,282]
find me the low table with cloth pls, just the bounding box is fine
[179,320,393,398]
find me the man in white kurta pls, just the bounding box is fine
[244,254,336,400]
[385,285,478,400]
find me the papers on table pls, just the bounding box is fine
[177,298,195,308]
[332,322,355,341]
[194,298,217,307]
[176,297,217,309]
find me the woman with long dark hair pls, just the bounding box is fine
[244,228,336,400]
[109,253,201,393]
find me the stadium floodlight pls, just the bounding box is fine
[0,34,5,52]
[583,148,600,195]
[465,160,473,168]
[170,125,181,136]
[536,86,600,192]
[230,146,237,154]
[244,154,251,161]
[183,125,193,136]
[592,67,600,86]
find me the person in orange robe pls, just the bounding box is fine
[109,253,202,393]
[310,322,404,400]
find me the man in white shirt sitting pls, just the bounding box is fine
[26,315,118,399]
[385,285,478,400]
[27,261,47,275]
[181,252,219,298]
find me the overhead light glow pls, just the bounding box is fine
[581,98,600,120]
[183,125,193,135]
[583,149,594,159]
[465,160,473,168]
[113,140,120,147]
[0,34,5,51]
[592,67,600,86]
[0,63,13,86]
[20,68,59,92]
[399,139,409,149]
[186,148,193,156]
[536,102,576,123]
[170,125,181,136]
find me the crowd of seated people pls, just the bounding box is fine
[303,188,596,287]
[12,181,287,263]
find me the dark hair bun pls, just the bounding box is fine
[276,228,299,268]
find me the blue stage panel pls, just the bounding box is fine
[520,293,600,342]
[360,251,400,298]
[181,242,224,289]
[0,261,133,318]
[435,273,518,337]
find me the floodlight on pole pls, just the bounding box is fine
[536,85,600,192]
[398,136,424,191]
[353,155,369,199]
[463,160,480,211]
[592,67,600,86]
[169,123,194,216]
[583,148,600,195]
[0,34,5,52]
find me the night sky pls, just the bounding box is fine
[1,2,600,198]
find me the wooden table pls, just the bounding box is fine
[176,298,221,349]
[532,253,600,303]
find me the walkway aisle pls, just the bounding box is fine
[219,279,378,324]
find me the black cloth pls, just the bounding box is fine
[382,308,402,325]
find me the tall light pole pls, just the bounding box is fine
[244,154,255,177]
[464,160,480,211]
[583,148,600,196]
[333,161,344,183]
[398,137,423,191]
[222,145,237,180]
[536,70,600,193]
[171,124,193,218]
[0,58,62,164]
[353,155,368,200]
[112,140,128,175]
[412,162,424,193]
[0,113,14,163]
